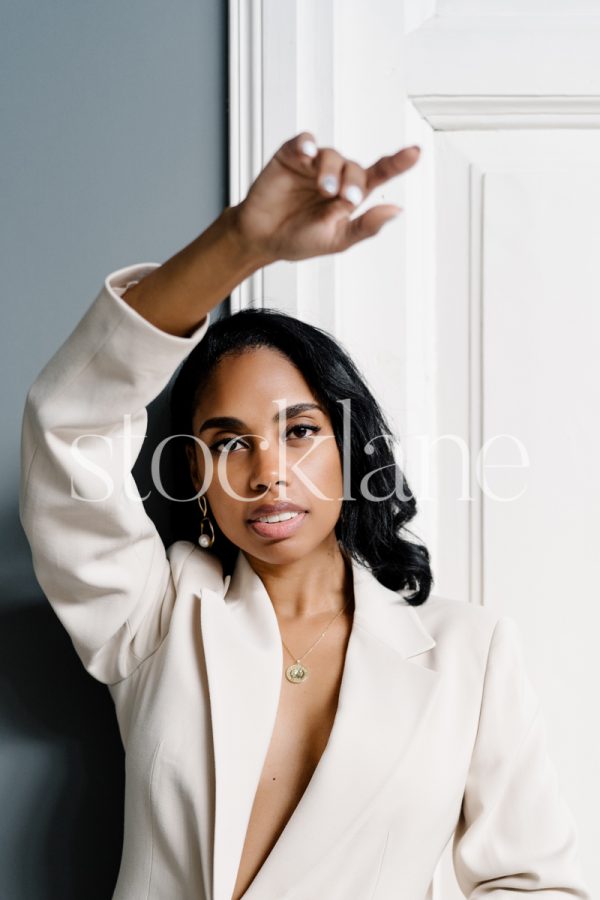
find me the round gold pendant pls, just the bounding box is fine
[285,662,309,683]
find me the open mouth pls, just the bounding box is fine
[247,510,307,539]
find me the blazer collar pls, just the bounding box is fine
[197,547,439,900]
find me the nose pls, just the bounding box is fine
[249,433,290,494]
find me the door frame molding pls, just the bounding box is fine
[227,0,439,572]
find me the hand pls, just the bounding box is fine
[231,132,421,264]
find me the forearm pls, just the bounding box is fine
[121,205,268,338]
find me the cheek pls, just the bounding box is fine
[202,462,252,522]
[204,458,249,498]
[300,444,344,498]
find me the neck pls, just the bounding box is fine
[244,538,354,621]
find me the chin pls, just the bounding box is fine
[242,534,311,563]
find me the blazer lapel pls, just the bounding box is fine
[198,549,439,900]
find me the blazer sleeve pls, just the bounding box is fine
[18,262,211,686]
[452,615,591,898]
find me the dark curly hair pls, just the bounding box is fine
[169,305,433,606]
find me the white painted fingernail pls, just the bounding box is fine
[321,174,338,195]
[343,185,363,206]
[300,139,318,158]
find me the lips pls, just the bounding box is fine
[248,510,307,540]
[248,501,307,522]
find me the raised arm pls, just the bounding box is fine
[18,133,421,686]
[19,264,214,686]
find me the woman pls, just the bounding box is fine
[19,133,590,900]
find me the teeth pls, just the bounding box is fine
[254,511,301,524]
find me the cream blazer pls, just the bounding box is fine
[19,263,591,900]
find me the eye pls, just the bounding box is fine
[209,425,320,455]
[209,436,248,454]
[287,424,320,440]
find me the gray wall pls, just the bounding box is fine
[1,2,227,896]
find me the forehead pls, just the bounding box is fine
[193,346,318,418]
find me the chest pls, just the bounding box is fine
[109,586,485,900]
[231,614,353,900]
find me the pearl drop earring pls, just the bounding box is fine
[197,494,215,548]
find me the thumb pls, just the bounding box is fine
[344,204,403,248]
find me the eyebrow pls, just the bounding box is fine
[197,402,325,434]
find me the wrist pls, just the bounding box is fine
[222,203,278,271]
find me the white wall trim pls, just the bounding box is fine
[411,95,600,130]
[468,164,484,607]
[228,0,264,312]
[228,0,340,321]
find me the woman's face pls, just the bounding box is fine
[186,347,344,564]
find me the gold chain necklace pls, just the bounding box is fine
[280,600,351,684]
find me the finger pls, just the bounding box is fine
[342,204,403,249]
[315,147,346,199]
[364,146,421,194]
[339,160,367,208]
[274,131,319,175]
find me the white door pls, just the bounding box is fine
[229,1,599,894]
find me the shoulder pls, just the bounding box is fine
[411,591,514,669]
[407,594,533,716]
[166,539,225,592]
[415,590,501,635]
